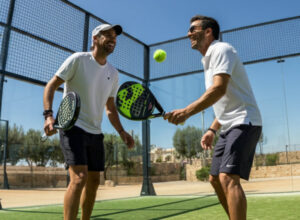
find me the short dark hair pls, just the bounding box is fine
[190,15,220,40]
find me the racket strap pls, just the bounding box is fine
[154,99,165,116]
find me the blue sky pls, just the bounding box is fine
[68,0,300,152]
[68,0,300,44]
[2,0,300,153]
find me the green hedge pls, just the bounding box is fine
[196,166,210,181]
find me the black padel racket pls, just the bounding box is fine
[116,81,166,121]
[41,91,81,141]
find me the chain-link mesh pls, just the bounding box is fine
[222,17,300,63]
[12,0,85,52]
[5,30,72,82]
[0,26,4,59]
[149,17,300,80]
[1,0,300,194]
[0,0,10,23]
[2,0,299,84]
[87,17,104,49]
[89,17,145,79]
[150,38,202,80]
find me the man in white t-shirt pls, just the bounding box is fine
[43,24,134,220]
[164,15,262,220]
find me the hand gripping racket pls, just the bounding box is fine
[116,81,184,126]
[41,91,81,141]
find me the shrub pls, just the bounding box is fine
[180,165,186,180]
[196,166,210,181]
[151,166,156,176]
[165,155,172,162]
[265,153,279,166]
[156,157,162,163]
[122,160,135,176]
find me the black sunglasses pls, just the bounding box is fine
[189,25,203,33]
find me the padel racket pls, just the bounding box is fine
[116,81,166,121]
[41,91,81,141]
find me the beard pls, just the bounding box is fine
[103,43,115,55]
[191,31,205,50]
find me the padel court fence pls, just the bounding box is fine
[0,0,300,195]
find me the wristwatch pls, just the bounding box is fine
[43,110,53,119]
[207,128,217,135]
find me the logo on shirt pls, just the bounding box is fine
[226,164,236,168]
[107,72,111,80]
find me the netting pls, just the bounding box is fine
[6,30,71,82]
[0,0,10,23]
[150,39,203,80]
[12,0,85,51]
[0,26,5,59]
[222,18,300,63]
[149,17,300,80]
[88,17,145,79]
[1,0,300,194]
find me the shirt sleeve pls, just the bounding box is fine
[109,71,119,98]
[55,53,79,81]
[211,45,237,76]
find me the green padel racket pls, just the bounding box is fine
[41,91,81,141]
[116,81,165,121]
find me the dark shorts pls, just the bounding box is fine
[210,123,262,180]
[59,126,105,172]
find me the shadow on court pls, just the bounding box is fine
[0,196,220,219]
[3,209,61,215]
[90,196,220,219]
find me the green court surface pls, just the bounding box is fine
[1,194,300,220]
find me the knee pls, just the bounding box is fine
[219,173,240,190]
[209,175,220,188]
[70,172,88,190]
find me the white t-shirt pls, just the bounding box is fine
[55,52,119,134]
[202,40,262,132]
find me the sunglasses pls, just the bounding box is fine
[189,25,203,33]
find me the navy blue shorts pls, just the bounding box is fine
[210,123,262,180]
[59,126,105,172]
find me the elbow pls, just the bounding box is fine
[105,106,115,117]
[219,87,227,97]
[105,108,112,116]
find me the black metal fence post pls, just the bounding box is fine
[140,45,156,196]
[1,120,10,189]
[0,0,16,118]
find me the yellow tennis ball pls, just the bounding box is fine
[153,49,167,63]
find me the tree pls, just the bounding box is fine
[6,124,25,165]
[265,153,279,166]
[173,126,203,162]
[47,135,64,167]
[103,134,117,180]
[156,157,162,163]
[165,155,172,162]
[1,123,64,167]
[8,124,25,144]
[120,134,142,175]
[19,129,53,168]
[103,132,143,179]
[255,131,267,167]
[258,132,267,155]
